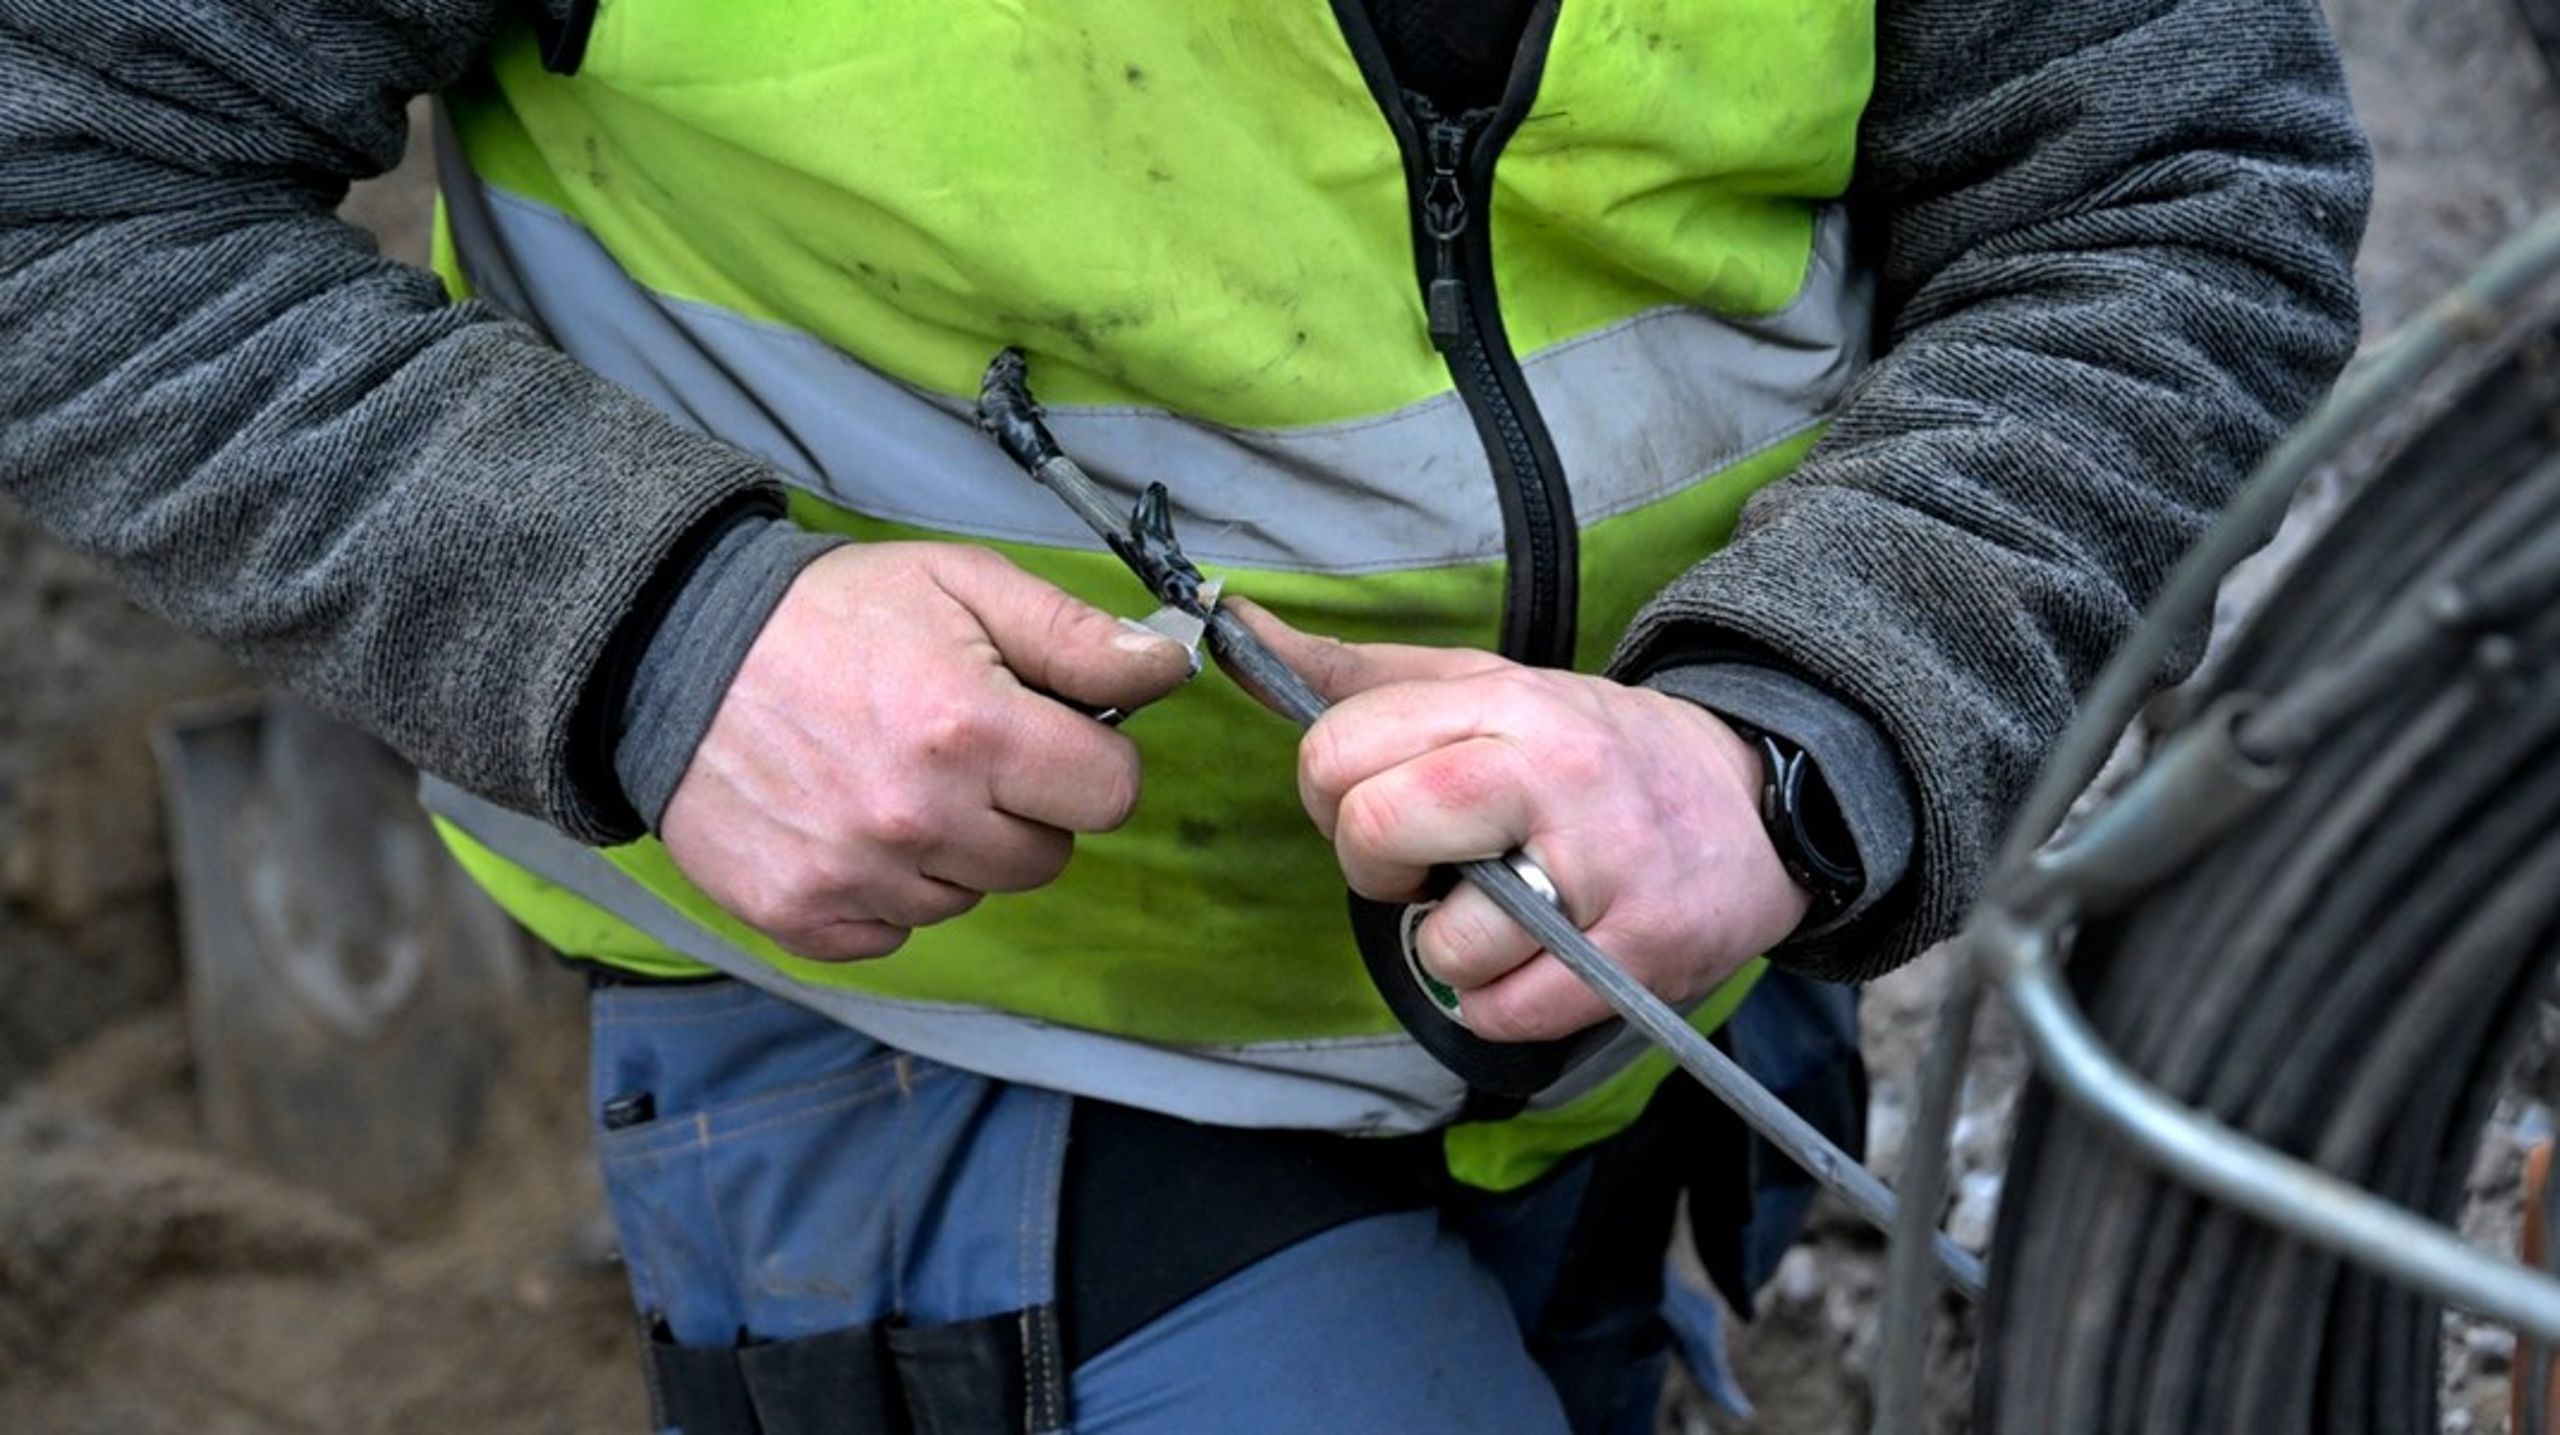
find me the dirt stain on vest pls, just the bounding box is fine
[848,257,904,296]
[997,304,1150,358]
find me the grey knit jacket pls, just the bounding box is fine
[0,1,2368,981]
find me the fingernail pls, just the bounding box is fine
[1114,619,1181,653]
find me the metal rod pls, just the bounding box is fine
[2532,1153,2560,1433]
[1980,912,2560,1343]
[1871,959,1985,1435]
[1451,850,1985,1298]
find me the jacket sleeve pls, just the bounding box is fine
[0,1,786,843]
[1610,0,2372,981]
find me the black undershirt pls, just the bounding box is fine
[1060,1101,1443,1365]
[1361,0,1538,110]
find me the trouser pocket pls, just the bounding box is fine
[587,980,1070,1433]
[642,1312,1042,1435]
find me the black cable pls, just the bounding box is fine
[1978,320,2560,1432]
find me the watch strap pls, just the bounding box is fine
[1726,720,1865,929]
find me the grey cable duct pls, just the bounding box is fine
[1873,203,2560,1434]
[1976,308,2560,1431]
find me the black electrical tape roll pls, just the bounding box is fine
[1346,889,1615,1100]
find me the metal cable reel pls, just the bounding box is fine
[1876,207,2560,1432]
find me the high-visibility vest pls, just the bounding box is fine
[424,0,1875,1189]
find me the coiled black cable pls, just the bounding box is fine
[1977,323,2560,1432]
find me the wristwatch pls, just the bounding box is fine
[1724,719,1865,930]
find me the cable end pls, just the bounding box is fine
[976,347,1064,473]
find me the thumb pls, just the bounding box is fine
[934,551,1195,711]
[1226,598,1510,706]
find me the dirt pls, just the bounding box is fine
[2332,0,2560,336]
[0,104,644,1435]
[0,985,643,1434]
[4,9,2560,1432]
[0,526,236,1093]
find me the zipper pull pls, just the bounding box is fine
[1421,115,1475,351]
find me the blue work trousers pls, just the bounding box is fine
[589,977,1848,1433]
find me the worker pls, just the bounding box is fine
[0,0,2367,1430]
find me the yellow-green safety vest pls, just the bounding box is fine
[421,0,1877,1190]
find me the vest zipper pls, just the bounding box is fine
[1404,93,1578,668]
[1419,110,1478,351]
[1333,1,1579,669]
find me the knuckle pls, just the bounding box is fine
[907,887,983,927]
[1034,587,1093,652]
[844,924,912,960]
[1461,996,1534,1043]
[998,836,1076,891]
[910,699,993,763]
[1611,890,1679,947]
[803,842,874,898]
[1417,745,1502,814]
[1033,838,1076,885]
[1345,868,1417,904]
[862,785,951,853]
[1304,634,1355,690]
[782,919,901,963]
[734,888,798,938]
[736,863,824,933]
[771,927,833,960]
[1335,784,1402,861]
[1090,751,1143,830]
[1428,905,1500,976]
[937,544,1008,581]
[1543,734,1606,785]
[870,806,932,853]
[1299,720,1352,798]
[1488,666,1555,710]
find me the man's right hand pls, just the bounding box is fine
[658,542,1195,960]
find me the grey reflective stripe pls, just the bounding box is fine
[440,175,1870,575]
[430,104,549,345]
[423,778,1452,1131]
[423,778,1653,1129]
[1534,227,1872,532]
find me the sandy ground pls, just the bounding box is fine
[0,103,648,1435]
[5,4,2560,1431]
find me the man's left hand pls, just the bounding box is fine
[1231,602,1811,1042]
